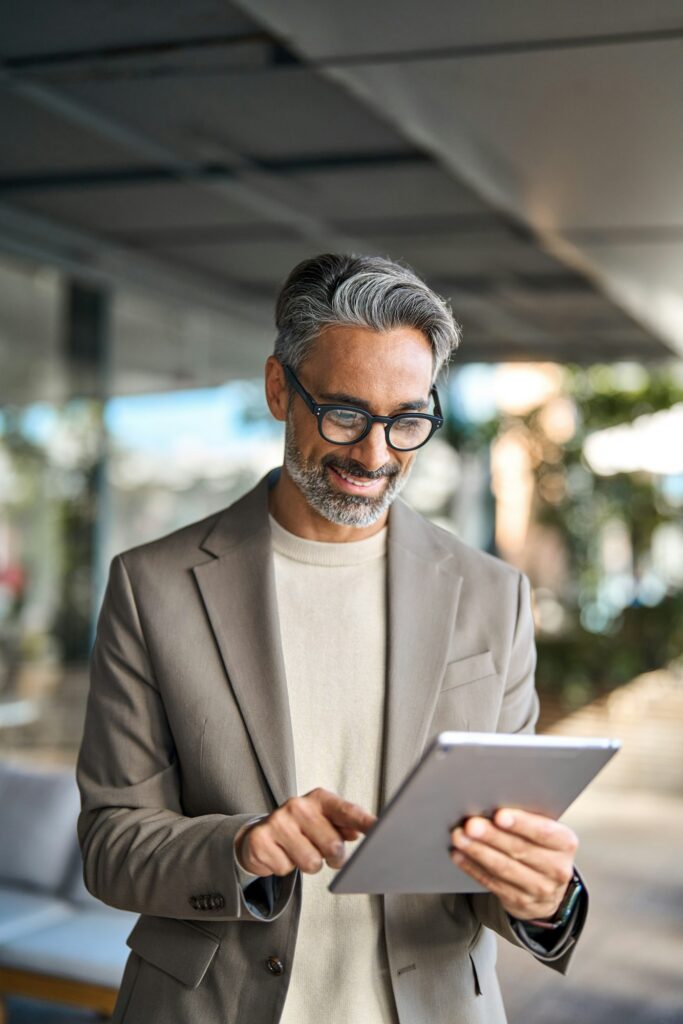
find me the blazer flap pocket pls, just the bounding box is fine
[127,916,219,989]
[441,650,496,692]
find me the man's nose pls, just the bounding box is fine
[347,421,393,472]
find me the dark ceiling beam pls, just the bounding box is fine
[3,40,302,85]
[563,225,683,245]
[8,25,683,77]
[259,150,427,173]
[340,212,504,237]
[113,213,500,248]
[0,166,189,193]
[121,222,300,247]
[0,151,428,194]
[2,31,277,70]
[312,25,683,68]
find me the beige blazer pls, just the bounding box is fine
[77,471,584,1024]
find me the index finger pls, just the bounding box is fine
[493,808,578,853]
[317,791,377,834]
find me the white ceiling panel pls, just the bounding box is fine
[238,0,683,357]
[574,238,683,347]
[330,40,683,233]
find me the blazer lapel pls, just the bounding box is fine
[192,474,297,809]
[192,476,463,812]
[381,499,464,805]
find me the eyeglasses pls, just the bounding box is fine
[282,363,443,452]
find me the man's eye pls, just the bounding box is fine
[393,417,423,433]
[328,409,365,427]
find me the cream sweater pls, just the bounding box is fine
[269,514,398,1024]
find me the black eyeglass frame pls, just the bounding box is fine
[282,363,444,452]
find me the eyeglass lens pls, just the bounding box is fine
[320,408,433,450]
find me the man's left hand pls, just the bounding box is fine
[450,808,578,921]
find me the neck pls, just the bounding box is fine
[268,466,389,542]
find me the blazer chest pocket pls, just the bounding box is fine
[431,650,500,734]
[440,650,497,692]
[127,915,220,989]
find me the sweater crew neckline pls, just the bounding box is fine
[269,514,387,567]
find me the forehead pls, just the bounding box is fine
[302,325,434,397]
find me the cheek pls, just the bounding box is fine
[398,453,416,476]
[288,413,338,465]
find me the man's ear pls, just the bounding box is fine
[265,356,289,422]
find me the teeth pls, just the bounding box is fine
[334,467,375,487]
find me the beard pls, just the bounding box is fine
[284,420,412,528]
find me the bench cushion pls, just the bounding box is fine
[0,763,80,893]
[0,907,139,988]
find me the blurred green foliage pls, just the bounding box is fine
[447,363,683,708]
[536,594,683,713]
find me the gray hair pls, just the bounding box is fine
[274,253,460,381]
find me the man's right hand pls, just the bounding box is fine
[236,788,377,877]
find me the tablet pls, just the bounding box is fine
[329,731,620,895]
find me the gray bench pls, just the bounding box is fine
[0,761,137,1020]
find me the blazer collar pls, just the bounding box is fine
[198,468,279,558]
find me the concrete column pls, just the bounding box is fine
[56,280,111,663]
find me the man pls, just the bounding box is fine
[77,253,586,1024]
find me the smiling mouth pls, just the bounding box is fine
[327,464,389,492]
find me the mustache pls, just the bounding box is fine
[323,454,400,480]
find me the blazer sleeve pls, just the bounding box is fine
[465,571,587,974]
[76,554,297,923]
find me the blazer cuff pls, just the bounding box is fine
[233,815,298,921]
[467,866,588,975]
[234,816,267,886]
[508,888,585,959]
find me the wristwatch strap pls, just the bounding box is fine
[526,870,583,931]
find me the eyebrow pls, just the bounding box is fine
[317,390,430,413]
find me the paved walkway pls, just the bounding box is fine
[497,665,683,1024]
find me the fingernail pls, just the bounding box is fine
[466,819,485,838]
[453,828,470,848]
[497,811,514,828]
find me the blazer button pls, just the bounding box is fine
[211,894,225,909]
[265,956,285,976]
[189,896,199,910]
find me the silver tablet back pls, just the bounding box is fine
[330,731,620,895]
